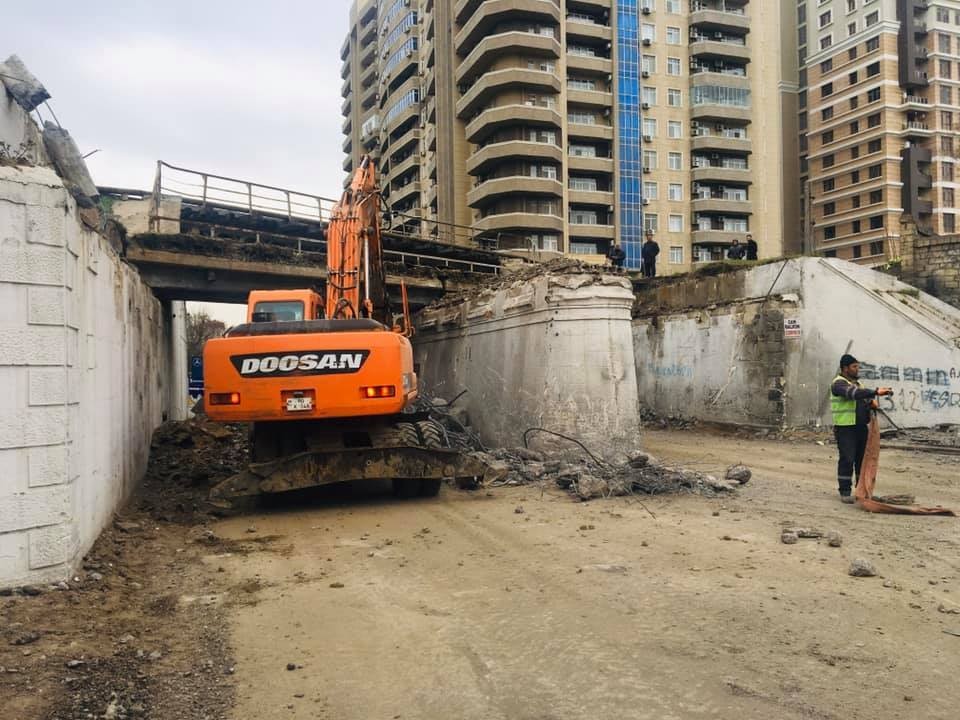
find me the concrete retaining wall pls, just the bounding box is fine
[414,271,641,460]
[901,228,960,310]
[634,258,960,429]
[0,96,186,587]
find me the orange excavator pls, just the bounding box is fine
[202,156,482,507]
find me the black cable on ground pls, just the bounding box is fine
[522,427,608,467]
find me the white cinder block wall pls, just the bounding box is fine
[0,93,185,587]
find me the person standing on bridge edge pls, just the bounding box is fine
[745,233,758,261]
[606,242,626,269]
[641,232,660,278]
[831,354,893,504]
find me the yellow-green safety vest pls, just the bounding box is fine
[830,374,859,427]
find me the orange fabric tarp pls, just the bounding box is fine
[856,417,956,516]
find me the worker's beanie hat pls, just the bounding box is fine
[839,353,858,368]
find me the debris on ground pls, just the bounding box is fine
[827,531,843,547]
[849,558,878,577]
[139,417,249,521]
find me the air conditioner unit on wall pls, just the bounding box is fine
[642,71,650,78]
[642,38,652,46]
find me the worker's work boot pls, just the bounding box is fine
[839,493,855,504]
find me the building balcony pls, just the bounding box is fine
[902,120,933,137]
[465,104,562,143]
[467,176,563,207]
[341,75,351,98]
[689,7,751,34]
[568,154,614,173]
[389,179,421,205]
[341,96,352,117]
[340,34,351,62]
[383,101,420,134]
[425,124,437,151]
[566,88,613,108]
[466,140,563,175]
[456,69,561,119]
[360,17,377,45]
[361,40,377,68]
[342,115,352,135]
[690,104,752,123]
[388,127,422,161]
[473,211,564,235]
[691,166,752,184]
[341,59,351,80]
[691,133,752,154]
[567,222,614,239]
[343,154,353,173]
[567,122,614,141]
[457,32,560,84]
[902,93,931,109]
[692,229,748,245]
[386,154,420,187]
[360,61,377,89]
[565,53,612,75]
[565,18,612,42]
[692,197,752,215]
[689,70,750,91]
[342,134,353,155]
[361,84,378,111]
[455,0,561,57]
[568,189,614,206]
[689,38,751,63]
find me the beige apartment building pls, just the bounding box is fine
[798,0,960,264]
[341,0,798,272]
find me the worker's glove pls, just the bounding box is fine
[876,387,894,397]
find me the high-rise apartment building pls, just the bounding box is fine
[797,0,960,264]
[341,0,797,272]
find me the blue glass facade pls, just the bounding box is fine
[616,1,642,270]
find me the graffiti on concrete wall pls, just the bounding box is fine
[861,362,960,414]
[647,363,694,379]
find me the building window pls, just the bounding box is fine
[569,143,596,157]
[799,112,808,130]
[570,209,598,224]
[941,59,954,79]
[848,70,858,85]
[867,112,881,126]
[643,118,657,136]
[941,33,952,54]
[852,219,861,233]
[668,120,682,138]
[641,0,655,11]
[865,11,878,26]
[823,129,835,144]
[643,150,658,169]
[823,154,835,168]
[668,183,683,201]
[853,244,862,258]
[849,46,858,61]
[820,59,833,73]
[851,145,860,159]
[667,89,682,106]
[868,165,882,180]
[867,87,881,102]
[946,214,957,233]
[866,62,880,79]
[642,23,656,42]
[943,162,955,181]
[824,249,838,257]
[669,245,684,263]
[666,27,681,44]
[852,194,861,208]
[667,57,681,76]
[850,96,860,110]
[943,111,953,130]
[668,214,683,231]
[824,225,837,240]
[851,170,860,183]
[822,82,834,97]
[668,152,683,170]
[642,86,657,105]
[850,120,860,134]
[944,187,956,207]
[866,36,879,52]
[644,214,659,232]
[823,178,835,191]
[820,35,833,50]
[943,136,955,154]
[867,139,881,153]
[869,189,883,203]
[819,10,832,28]
[942,86,953,104]
[869,215,884,230]
[570,177,597,191]
[847,0,856,12]
[642,55,657,74]
[570,242,598,255]
[938,7,951,22]
[665,0,680,12]
[644,181,658,199]
[822,106,834,120]
[848,22,857,36]
[824,201,836,215]
[870,240,883,255]
[569,111,596,125]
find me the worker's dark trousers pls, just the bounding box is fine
[834,424,868,495]
[642,262,656,278]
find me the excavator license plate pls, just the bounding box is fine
[285,397,314,412]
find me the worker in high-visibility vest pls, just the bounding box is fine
[830,354,893,503]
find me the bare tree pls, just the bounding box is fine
[186,310,226,360]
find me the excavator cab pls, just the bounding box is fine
[247,289,324,323]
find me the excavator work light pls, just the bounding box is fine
[361,385,396,398]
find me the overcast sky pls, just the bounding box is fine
[3,0,354,324]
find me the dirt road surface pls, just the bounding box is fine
[3,428,959,719]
